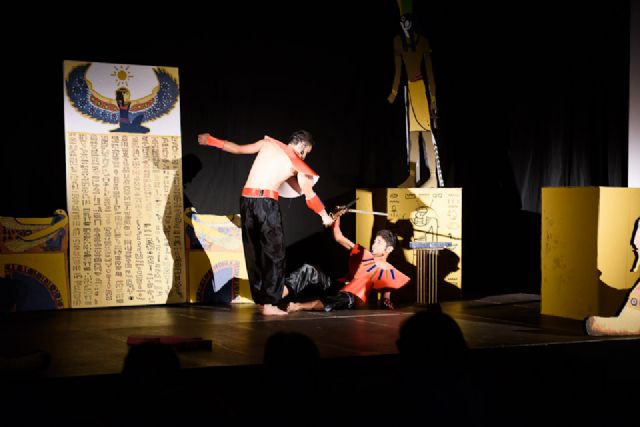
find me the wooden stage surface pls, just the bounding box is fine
[1,293,637,425]
[1,293,638,377]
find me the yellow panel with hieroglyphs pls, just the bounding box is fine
[356,188,462,296]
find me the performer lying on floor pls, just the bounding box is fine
[286,211,410,312]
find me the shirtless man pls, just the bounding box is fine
[198,130,334,315]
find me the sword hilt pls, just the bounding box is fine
[330,199,358,219]
[330,206,348,220]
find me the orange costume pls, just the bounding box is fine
[341,244,410,303]
[285,243,410,311]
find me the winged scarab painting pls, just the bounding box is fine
[65,63,179,133]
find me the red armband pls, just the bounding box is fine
[306,195,325,214]
[206,135,226,149]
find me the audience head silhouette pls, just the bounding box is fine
[396,310,467,362]
[261,331,320,417]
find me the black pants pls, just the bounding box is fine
[285,264,354,311]
[240,197,285,305]
[285,263,333,297]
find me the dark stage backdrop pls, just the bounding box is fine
[2,1,629,296]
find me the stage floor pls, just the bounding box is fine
[3,293,639,425]
[2,293,638,379]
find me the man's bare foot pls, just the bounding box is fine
[287,302,303,312]
[261,304,288,316]
[287,300,324,312]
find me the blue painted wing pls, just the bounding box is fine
[129,68,180,123]
[65,63,119,124]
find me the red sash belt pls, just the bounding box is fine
[241,187,279,200]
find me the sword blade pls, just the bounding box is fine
[346,209,388,217]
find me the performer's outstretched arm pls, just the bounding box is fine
[198,133,264,154]
[332,215,354,250]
